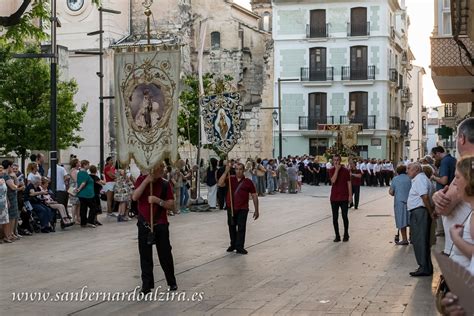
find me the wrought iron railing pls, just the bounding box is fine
[339,115,376,129]
[389,68,398,82]
[306,23,329,38]
[298,116,335,130]
[390,116,401,130]
[341,65,376,80]
[401,120,409,137]
[347,21,370,36]
[401,87,410,102]
[300,67,334,81]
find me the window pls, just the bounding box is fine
[308,93,327,128]
[441,0,452,35]
[261,12,271,32]
[444,103,457,117]
[211,31,220,50]
[350,7,368,36]
[350,46,368,79]
[443,0,450,9]
[309,138,328,156]
[309,47,327,81]
[309,9,326,37]
[442,12,452,35]
[349,92,369,126]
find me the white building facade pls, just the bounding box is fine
[272,0,412,160]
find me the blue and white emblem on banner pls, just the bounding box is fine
[201,92,242,155]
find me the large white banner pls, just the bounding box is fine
[114,45,180,170]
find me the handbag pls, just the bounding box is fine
[435,274,449,314]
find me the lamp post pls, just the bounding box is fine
[262,77,298,158]
[76,7,121,173]
[13,0,60,191]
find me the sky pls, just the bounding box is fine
[233,0,441,108]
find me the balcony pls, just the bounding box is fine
[306,23,329,38]
[401,87,411,103]
[347,22,370,36]
[389,68,398,83]
[300,67,334,82]
[341,65,376,80]
[389,116,400,130]
[298,116,335,130]
[431,36,474,102]
[400,120,409,137]
[339,115,376,129]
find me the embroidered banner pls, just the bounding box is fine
[114,45,180,170]
[201,92,242,155]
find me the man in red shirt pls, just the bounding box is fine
[328,155,353,242]
[218,162,259,254]
[132,162,177,293]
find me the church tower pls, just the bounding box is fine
[250,0,272,32]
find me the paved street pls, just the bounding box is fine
[1,185,440,315]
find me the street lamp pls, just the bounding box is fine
[272,110,278,124]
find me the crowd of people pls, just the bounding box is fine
[1,119,473,313]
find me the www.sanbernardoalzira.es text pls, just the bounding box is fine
[12,286,205,303]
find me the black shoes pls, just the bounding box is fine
[169,284,178,291]
[236,248,248,255]
[343,236,349,242]
[141,287,152,294]
[333,236,341,242]
[409,270,432,277]
[226,246,235,252]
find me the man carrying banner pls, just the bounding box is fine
[132,162,178,293]
[218,162,259,255]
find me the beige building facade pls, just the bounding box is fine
[2,0,275,166]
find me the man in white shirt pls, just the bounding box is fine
[366,159,374,186]
[406,162,434,277]
[374,160,382,187]
[359,160,367,186]
[48,164,69,211]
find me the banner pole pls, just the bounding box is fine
[149,169,154,233]
[227,155,234,217]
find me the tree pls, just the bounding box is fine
[0,0,99,50]
[178,73,233,156]
[0,47,87,171]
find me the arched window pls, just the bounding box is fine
[211,31,220,50]
[261,12,271,32]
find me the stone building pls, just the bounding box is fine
[37,0,275,165]
[271,0,413,160]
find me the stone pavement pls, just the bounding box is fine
[1,184,441,315]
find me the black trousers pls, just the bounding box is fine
[79,197,96,226]
[331,201,349,238]
[410,207,433,274]
[217,187,227,209]
[362,171,368,186]
[227,209,249,250]
[352,185,360,209]
[137,221,177,289]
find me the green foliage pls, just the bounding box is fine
[0,47,87,160]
